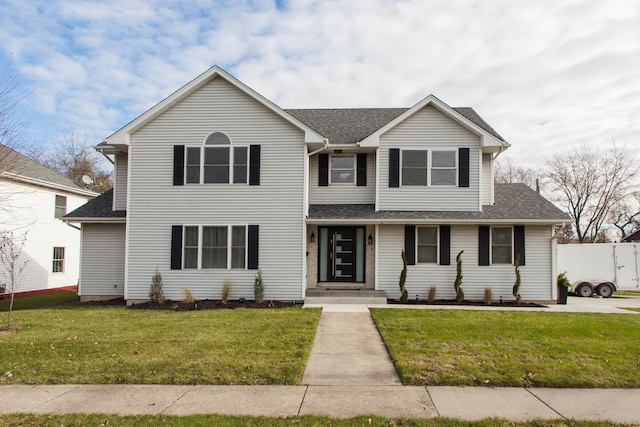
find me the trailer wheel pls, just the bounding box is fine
[597,283,614,298]
[576,283,594,297]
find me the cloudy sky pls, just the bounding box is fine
[1,0,638,167]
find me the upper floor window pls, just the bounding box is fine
[431,150,457,186]
[55,195,67,218]
[491,227,513,264]
[330,155,355,184]
[402,150,428,185]
[184,132,248,184]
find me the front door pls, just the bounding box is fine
[318,227,365,283]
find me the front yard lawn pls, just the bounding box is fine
[0,306,320,385]
[0,414,627,427]
[371,309,640,388]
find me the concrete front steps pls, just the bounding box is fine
[304,288,387,305]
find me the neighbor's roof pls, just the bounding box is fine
[622,229,640,242]
[63,189,126,221]
[286,107,505,145]
[0,144,96,197]
[308,183,570,223]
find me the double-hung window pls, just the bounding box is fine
[491,227,513,264]
[182,225,247,269]
[52,247,65,272]
[184,132,248,184]
[55,195,67,218]
[401,150,428,185]
[431,150,457,185]
[330,156,355,184]
[417,227,438,263]
[202,226,228,268]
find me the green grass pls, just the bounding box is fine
[0,414,629,427]
[614,290,640,297]
[0,305,320,385]
[0,290,79,311]
[371,309,640,388]
[623,307,640,313]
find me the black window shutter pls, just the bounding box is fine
[248,225,259,269]
[173,145,185,186]
[170,225,183,270]
[389,148,400,187]
[249,145,261,185]
[514,225,526,266]
[357,153,367,186]
[479,226,490,266]
[318,154,329,186]
[404,225,416,265]
[439,225,451,265]
[459,148,469,188]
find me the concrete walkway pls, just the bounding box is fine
[301,304,401,385]
[3,384,640,423]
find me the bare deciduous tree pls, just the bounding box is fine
[25,130,112,192]
[609,191,640,240]
[546,143,639,243]
[0,230,29,329]
[494,156,539,190]
[0,59,28,173]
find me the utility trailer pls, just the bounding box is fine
[556,243,640,297]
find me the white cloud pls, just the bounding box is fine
[0,0,638,167]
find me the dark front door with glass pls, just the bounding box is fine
[318,227,365,283]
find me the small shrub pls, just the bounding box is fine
[484,287,493,305]
[427,286,436,303]
[221,281,232,304]
[398,250,408,302]
[182,288,195,303]
[149,269,165,305]
[513,254,521,303]
[454,250,464,303]
[254,270,264,303]
[557,272,571,288]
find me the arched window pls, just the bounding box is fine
[184,132,248,184]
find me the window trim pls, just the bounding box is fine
[183,132,249,185]
[491,226,513,265]
[52,246,65,273]
[416,226,439,264]
[401,149,429,186]
[430,149,458,186]
[181,225,248,270]
[329,154,356,185]
[55,195,67,219]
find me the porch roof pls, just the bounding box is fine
[308,183,570,224]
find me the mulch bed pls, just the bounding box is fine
[129,299,303,310]
[387,299,547,307]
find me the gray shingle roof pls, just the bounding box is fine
[286,107,505,145]
[308,183,569,222]
[0,144,87,192]
[64,189,126,219]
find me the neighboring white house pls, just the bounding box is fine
[65,66,569,304]
[0,145,97,293]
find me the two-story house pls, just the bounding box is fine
[65,66,568,304]
[0,145,96,293]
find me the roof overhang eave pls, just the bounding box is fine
[62,217,127,224]
[306,217,568,225]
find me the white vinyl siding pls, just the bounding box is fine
[309,152,376,204]
[126,76,305,301]
[481,153,493,205]
[378,105,481,211]
[114,153,128,210]
[0,180,89,292]
[79,223,125,298]
[377,224,555,302]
